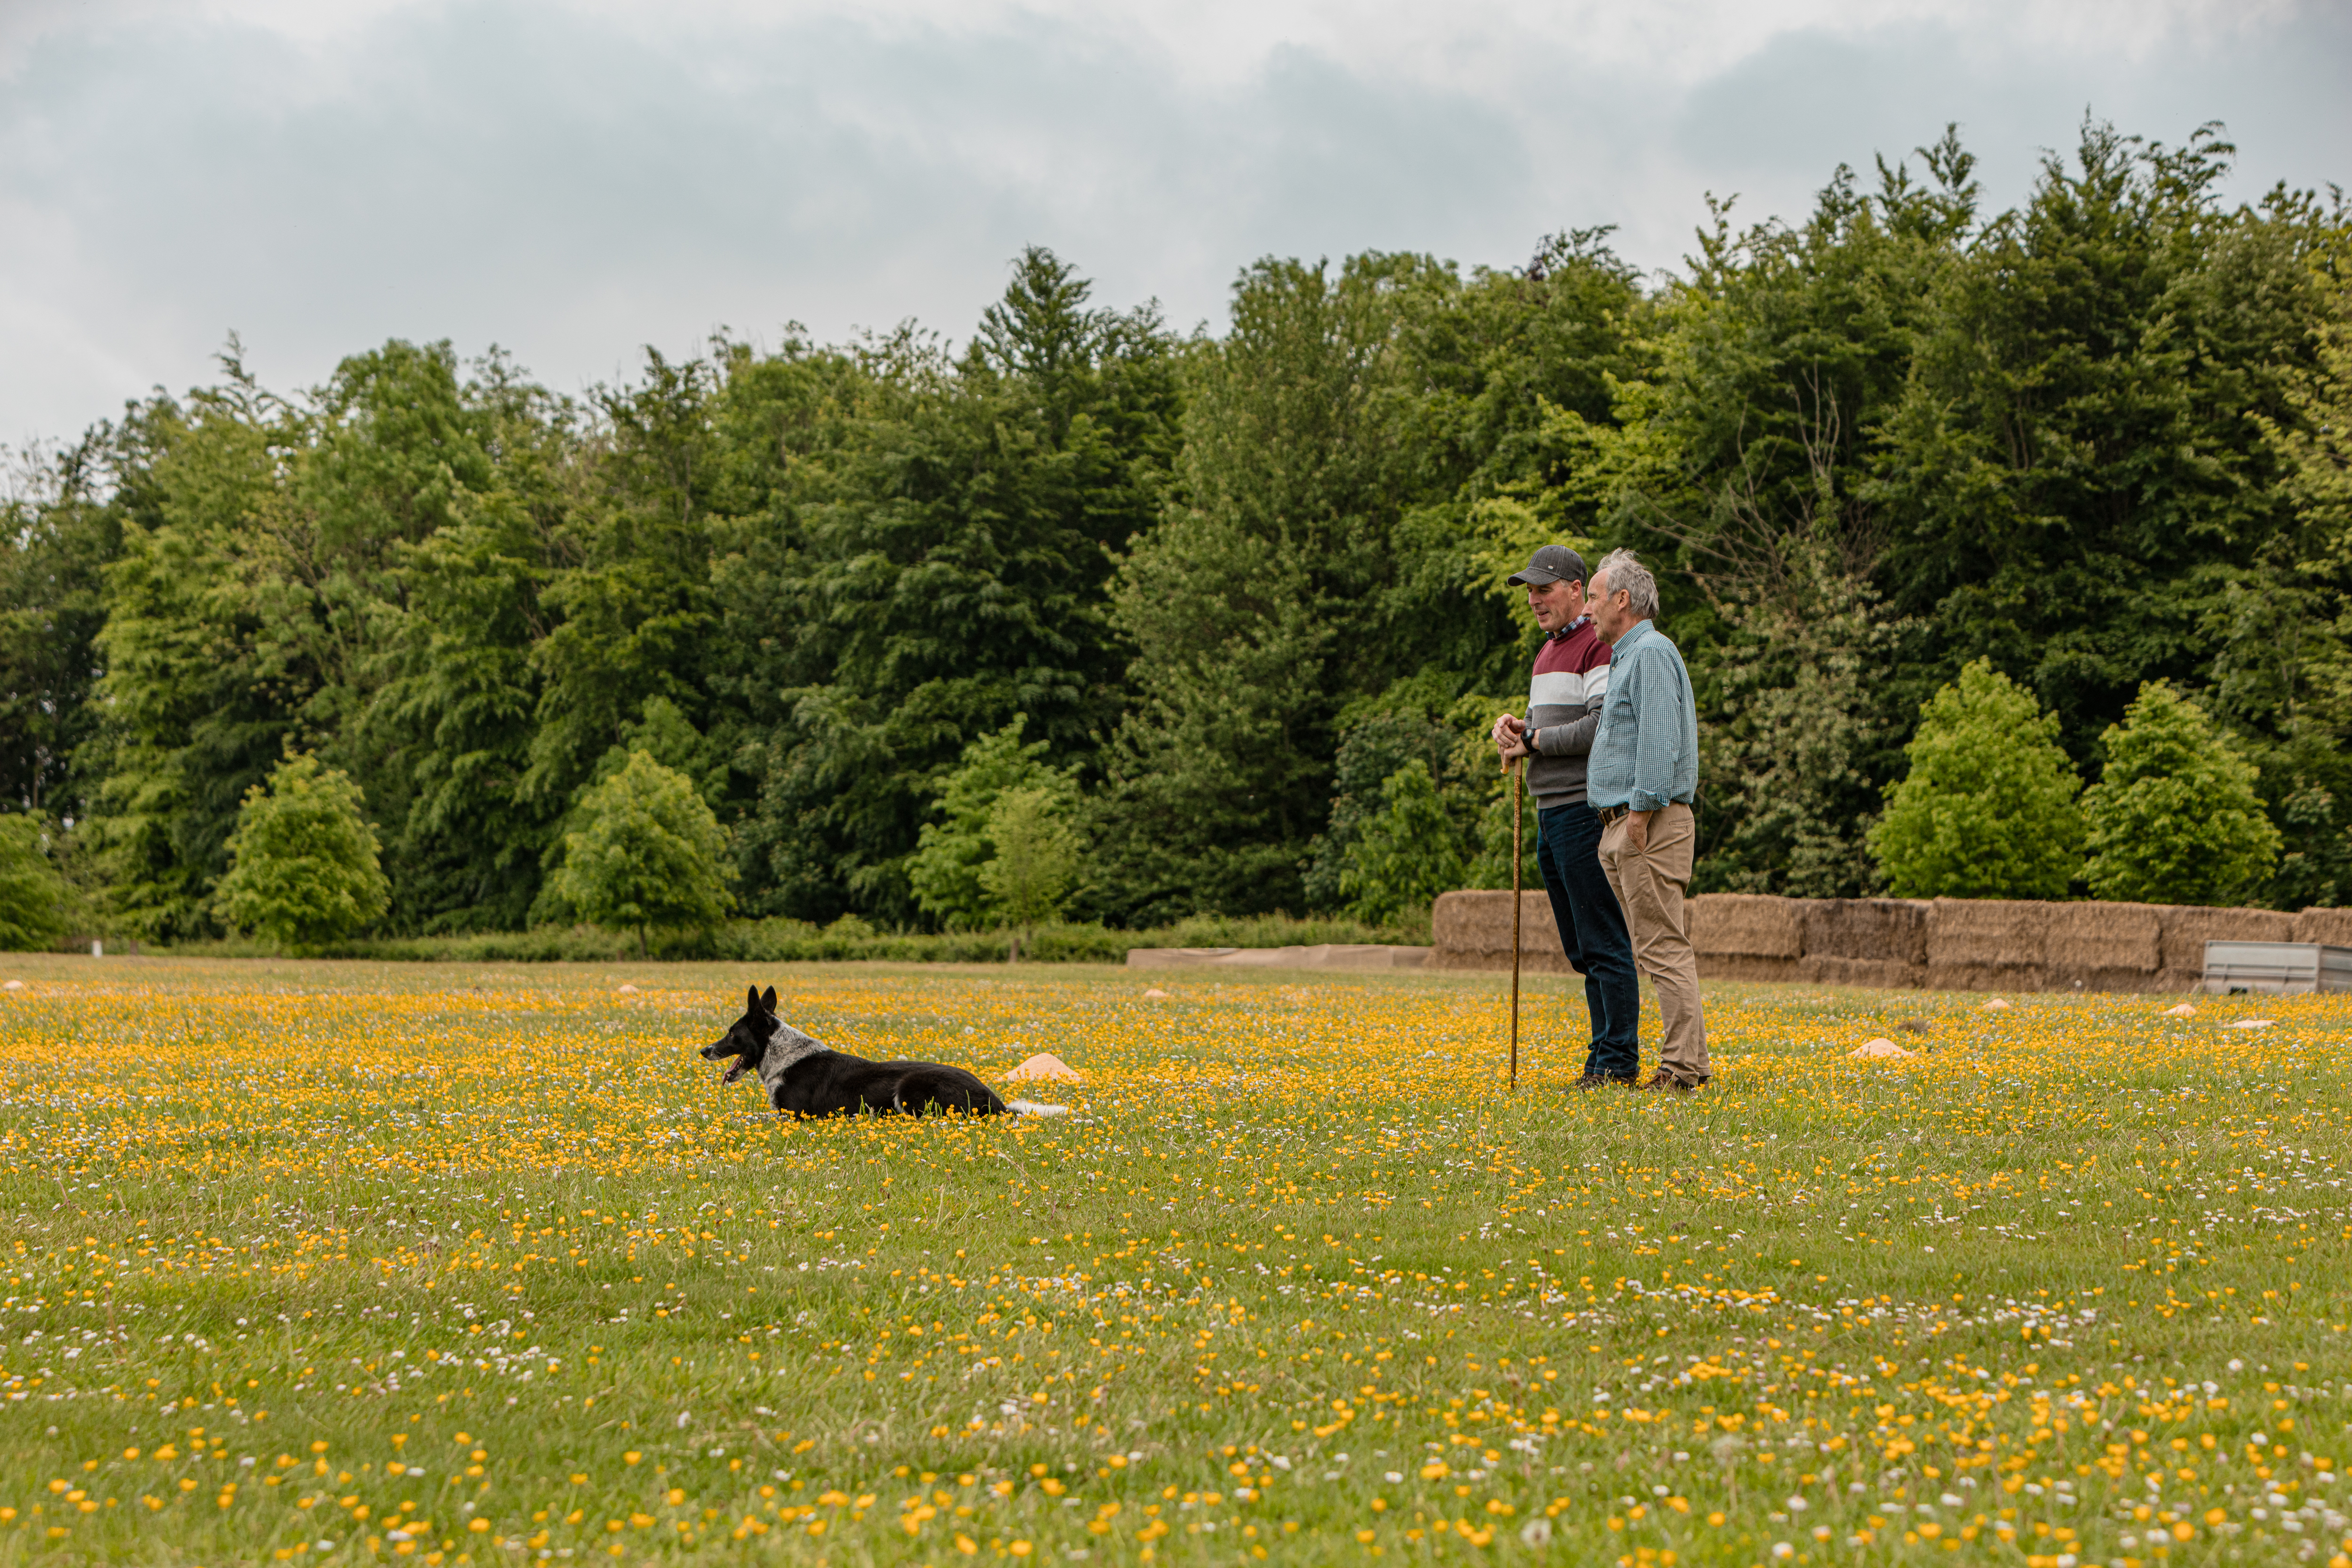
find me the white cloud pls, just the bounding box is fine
[6,0,2296,83]
[0,0,2339,444]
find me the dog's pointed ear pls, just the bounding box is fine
[746,984,761,1015]
[760,985,777,1012]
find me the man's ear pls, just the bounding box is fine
[761,985,778,1012]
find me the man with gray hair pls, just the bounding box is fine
[1584,548,1708,1091]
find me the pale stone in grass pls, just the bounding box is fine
[1143,988,1170,1000]
[1851,1039,1914,1060]
[617,983,638,994]
[1006,1052,1084,1084]
[2164,1003,2195,1017]
[2227,1018,2274,1030]
[1982,998,2010,1011]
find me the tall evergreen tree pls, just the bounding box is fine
[720,249,1179,924]
[1877,121,2330,761]
[0,435,120,820]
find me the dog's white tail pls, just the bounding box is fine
[1006,1100,1073,1117]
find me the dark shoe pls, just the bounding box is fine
[1569,1074,1636,1092]
[1638,1075,1703,1094]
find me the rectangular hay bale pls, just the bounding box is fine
[2292,907,2352,948]
[2042,902,2162,972]
[1926,899,2047,970]
[1430,890,1562,958]
[1802,899,1930,964]
[2158,905,2295,973]
[1688,893,1802,958]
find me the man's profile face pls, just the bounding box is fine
[1588,571,1633,643]
[1525,575,1585,633]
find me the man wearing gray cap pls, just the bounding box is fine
[1488,545,1642,1090]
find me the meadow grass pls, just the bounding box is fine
[0,955,2346,1568]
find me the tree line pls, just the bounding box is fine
[3,118,2349,949]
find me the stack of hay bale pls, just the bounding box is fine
[1429,889,2352,996]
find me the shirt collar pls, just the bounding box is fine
[1547,615,1592,642]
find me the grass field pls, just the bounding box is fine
[0,955,2346,1568]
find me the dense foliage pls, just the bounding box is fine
[4,122,2348,938]
[907,718,1079,931]
[2081,682,2281,906]
[0,815,74,951]
[546,750,732,956]
[210,753,389,949]
[1868,660,2085,900]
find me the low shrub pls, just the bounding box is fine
[150,912,1426,963]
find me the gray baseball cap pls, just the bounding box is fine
[1507,545,1588,587]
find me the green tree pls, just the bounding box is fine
[211,753,390,949]
[546,750,731,956]
[1868,659,2085,899]
[2082,681,2280,906]
[719,250,1180,925]
[907,717,1074,929]
[1336,761,1466,926]
[87,340,538,938]
[1876,121,2333,762]
[1606,132,1978,894]
[1095,242,1645,923]
[91,368,321,938]
[364,351,577,932]
[977,787,1083,955]
[2226,272,2352,907]
[524,350,723,829]
[1303,708,1460,910]
[0,437,122,820]
[0,816,74,951]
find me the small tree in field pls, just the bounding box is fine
[1868,659,2085,899]
[909,717,1075,930]
[2082,680,2280,906]
[212,753,390,949]
[0,816,74,951]
[977,786,1082,959]
[548,750,731,956]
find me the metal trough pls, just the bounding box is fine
[2201,940,2352,995]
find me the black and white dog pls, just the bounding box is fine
[700,986,1065,1118]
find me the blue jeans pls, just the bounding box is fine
[1535,802,1641,1082]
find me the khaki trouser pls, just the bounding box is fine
[1597,802,1709,1084]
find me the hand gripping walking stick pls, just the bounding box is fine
[1505,740,1524,1095]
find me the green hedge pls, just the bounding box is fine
[143,910,1427,964]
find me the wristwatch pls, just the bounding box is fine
[1523,724,1541,755]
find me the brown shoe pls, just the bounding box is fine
[1638,1075,1702,1094]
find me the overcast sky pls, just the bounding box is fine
[4,0,2347,447]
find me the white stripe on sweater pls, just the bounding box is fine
[1530,666,1607,708]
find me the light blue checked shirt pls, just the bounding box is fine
[1585,619,1699,812]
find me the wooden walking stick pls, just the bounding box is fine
[1506,741,1524,1095]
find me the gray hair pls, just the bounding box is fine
[1592,548,1660,620]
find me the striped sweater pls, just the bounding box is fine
[1523,617,1612,809]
